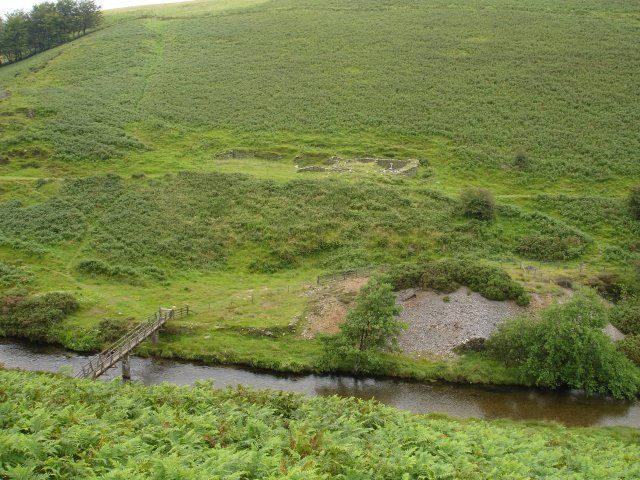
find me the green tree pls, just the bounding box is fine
[76,0,101,35]
[1,11,29,62]
[56,0,80,36]
[0,1,102,64]
[459,187,495,220]
[322,278,404,374]
[487,290,640,399]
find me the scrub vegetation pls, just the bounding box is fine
[0,0,638,393]
[1,370,639,479]
[322,278,404,374]
[487,291,640,399]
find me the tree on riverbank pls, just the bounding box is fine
[322,278,405,374]
[486,289,640,399]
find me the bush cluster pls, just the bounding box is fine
[0,292,79,341]
[486,291,640,399]
[76,259,139,280]
[516,234,585,261]
[618,335,640,367]
[96,317,132,345]
[76,259,166,283]
[610,296,640,335]
[427,260,530,305]
[459,187,495,221]
[586,272,627,302]
[0,261,32,289]
[386,259,530,306]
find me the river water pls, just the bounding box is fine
[1,338,639,428]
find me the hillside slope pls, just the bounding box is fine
[0,0,638,185]
[0,0,638,376]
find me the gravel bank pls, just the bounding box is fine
[397,287,522,357]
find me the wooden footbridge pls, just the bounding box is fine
[75,306,190,380]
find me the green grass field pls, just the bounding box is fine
[0,0,639,380]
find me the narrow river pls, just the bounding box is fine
[1,338,639,428]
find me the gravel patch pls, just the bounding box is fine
[397,287,523,357]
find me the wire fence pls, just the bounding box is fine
[314,259,637,291]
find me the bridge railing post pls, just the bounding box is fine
[122,353,131,382]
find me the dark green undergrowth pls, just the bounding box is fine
[611,296,640,336]
[0,370,639,479]
[0,173,592,272]
[384,259,530,305]
[0,261,32,289]
[0,292,78,342]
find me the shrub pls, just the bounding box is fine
[459,187,495,221]
[629,185,640,220]
[0,262,32,289]
[486,290,640,399]
[77,259,140,281]
[383,259,529,306]
[383,263,424,290]
[610,297,640,335]
[0,292,79,342]
[141,266,167,282]
[587,272,626,302]
[97,317,132,345]
[554,275,573,289]
[322,278,404,374]
[516,234,584,261]
[421,259,530,306]
[618,335,640,367]
[513,150,530,170]
[247,256,291,274]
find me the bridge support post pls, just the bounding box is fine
[151,329,159,345]
[122,353,131,382]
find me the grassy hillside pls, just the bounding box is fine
[0,0,638,377]
[1,370,639,478]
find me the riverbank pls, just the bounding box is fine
[1,369,639,478]
[3,338,639,427]
[3,322,523,388]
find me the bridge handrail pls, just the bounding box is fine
[75,306,190,379]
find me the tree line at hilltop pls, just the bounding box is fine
[0,0,102,65]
